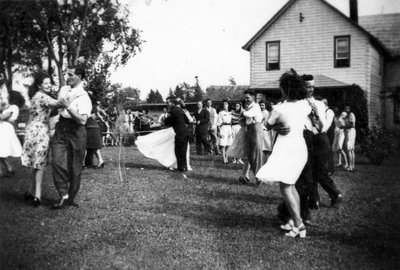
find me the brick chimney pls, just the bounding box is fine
[349,0,358,23]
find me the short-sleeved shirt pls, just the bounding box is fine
[3,105,19,123]
[304,98,327,134]
[58,83,92,118]
[243,102,263,124]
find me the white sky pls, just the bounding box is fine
[110,0,400,99]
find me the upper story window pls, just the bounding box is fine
[334,35,350,68]
[266,41,280,70]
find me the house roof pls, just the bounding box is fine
[206,85,249,91]
[251,74,350,90]
[242,0,391,56]
[359,13,400,57]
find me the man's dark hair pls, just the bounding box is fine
[279,68,307,100]
[301,74,314,81]
[69,66,86,80]
[244,89,256,96]
[205,98,211,102]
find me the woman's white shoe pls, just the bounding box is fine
[285,223,306,238]
[280,219,294,231]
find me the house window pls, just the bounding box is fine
[334,36,350,68]
[266,41,280,70]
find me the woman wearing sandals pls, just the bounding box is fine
[21,72,60,206]
[256,69,311,238]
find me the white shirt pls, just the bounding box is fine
[206,106,218,129]
[323,107,335,133]
[58,83,92,118]
[243,102,263,124]
[304,97,327,134]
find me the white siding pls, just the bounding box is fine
[367,45,384,127]
[250,0,370,90]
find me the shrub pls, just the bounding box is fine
[121,133,136,147]
[359,126,400,165]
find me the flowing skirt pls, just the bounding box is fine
[0,121,22,158]
[226,127,247,159]
[345,128,356,151]
[256,133,307,184]
[332,128,345,152]
[135,127,191,169]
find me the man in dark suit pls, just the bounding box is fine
[164,96,190,172]
[193,101,212,155]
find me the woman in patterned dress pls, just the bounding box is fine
[21,72,59,207]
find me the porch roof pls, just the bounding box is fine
[250,74,351,91]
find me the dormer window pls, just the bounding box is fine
[266,41,280,70]
[334,36,350,68]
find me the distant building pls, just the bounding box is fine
[242,0,400,130]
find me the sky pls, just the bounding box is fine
[110,0,400,99]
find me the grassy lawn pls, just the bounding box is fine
[1,145,399,269]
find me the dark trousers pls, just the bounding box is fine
[52,117,87,202]
[196,130,212,155]
[246,123,265,176]
[311,133,341,201]
[175,134,189,171]
[208,128,219,154]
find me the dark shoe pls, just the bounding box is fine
[51,197,69,210]
[309,200,320,210]
[331,194,343,208]
[238,176,250,185]
[6,170,15,177]
[254,179,262,187]
[32,197,41,207]
[68,200,79,208]
[23,192,35,202]
[97,162,105,169]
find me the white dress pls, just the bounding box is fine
[217,110,233,146]
[135,127,191,170]
[256,100,311,184]
[0,105,22,158]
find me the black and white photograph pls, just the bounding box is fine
[1,0,400,269]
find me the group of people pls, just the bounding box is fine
[136,70,355,239]
[0,66,357,239]
[0,67,95,209]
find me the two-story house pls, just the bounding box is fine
[242,0,400,130]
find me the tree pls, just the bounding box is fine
[14,0,142,91]
[173,85,185,100]
[153,90,164,103]
[106,83,141,110]
[0,1,45,91]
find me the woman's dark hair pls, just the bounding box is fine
[9,91,25,108]
[279,68,307,100]
[234,102,242,112]
[28,72,51,99]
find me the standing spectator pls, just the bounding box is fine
[84,106,105,169]
[0,91,25,178]
[139,109,153,135]
[158,107,169,128]
[21,72,59,206]
[333,111,348,168]
[205,99,220,155]
[259,100,275,161]
[52,66,92,209]
[217,99,233,163]
[344,105,356,171]
[193,101,212,155]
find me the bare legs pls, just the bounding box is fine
[95,150,104,167]
[346,149,355,170]
[221,146,229,163]
[336,149,348,168]
[0,158,14,175]
[280,183,302,227]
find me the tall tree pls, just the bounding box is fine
[153,90,164,103]
[26,0,142,89]
[106,84,141,110]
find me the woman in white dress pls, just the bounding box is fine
[136,99,193,171]
[344,106,356,171]
[256,69,311,238]
[332,111,348,169]
[217,100,233,164]
[230,102,244,164]
[0,91,25,177]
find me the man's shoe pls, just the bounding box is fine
[68,200,79,208]
[331,194,343,208]
[23,192,35,202]
[32,197,41,207]
[304,220,318,227]
[238,176,250,185]
[51,197,69,210]
[309,200,320,210]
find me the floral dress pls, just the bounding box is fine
[21,92,55,169]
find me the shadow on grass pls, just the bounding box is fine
[124,162,169,172]
[147,201,279,230]
[190,189,282,205]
